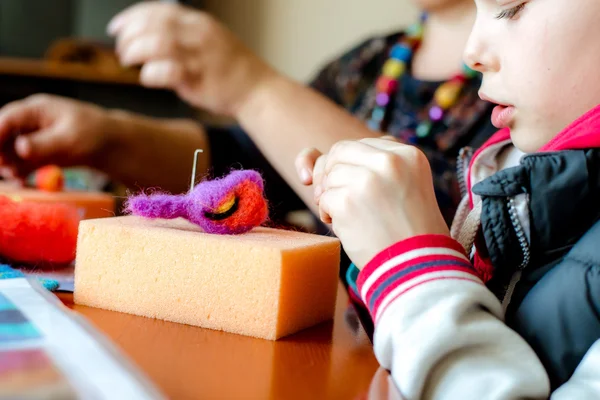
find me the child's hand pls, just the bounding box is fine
[0,95,115,179]
[108,2,277,116]
[296,138,450,268]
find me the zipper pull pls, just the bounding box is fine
[502,270,522,312]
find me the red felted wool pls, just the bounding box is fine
[0,196,80,265]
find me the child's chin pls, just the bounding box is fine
[509,127,544,153]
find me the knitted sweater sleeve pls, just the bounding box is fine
[358,234,600,399]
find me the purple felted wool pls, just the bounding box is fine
[126,193,188,220]
[125,170,268,235]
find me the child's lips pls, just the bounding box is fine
[478,92,516,129]
[491,105,516,129]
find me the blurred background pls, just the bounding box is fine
[0,0,417,119]
[202,0,418,81]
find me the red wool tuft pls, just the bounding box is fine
[221,180,268,232]
[0,196,80,265]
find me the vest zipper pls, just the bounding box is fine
[502,197,531,311]
[457,147,474,199]
[507,197,531,270]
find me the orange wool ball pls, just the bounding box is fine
[0,196,80,265]
[35,165,64,192]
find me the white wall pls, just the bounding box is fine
[203,0,419,82]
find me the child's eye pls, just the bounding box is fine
[496,3,526,20]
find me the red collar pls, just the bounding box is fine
[539,104,600,152]
[467,105,600,204]
[476,104,600,155]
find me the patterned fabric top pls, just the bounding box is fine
[310,31,496,223]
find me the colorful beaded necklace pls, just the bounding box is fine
[367,14,479,138]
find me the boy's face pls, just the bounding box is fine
[464,0,600,152]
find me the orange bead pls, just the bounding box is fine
[404,37,422,51]
[376,76,398,93]
[35,165,64,192]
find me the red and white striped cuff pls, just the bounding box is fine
[357,235,483,322]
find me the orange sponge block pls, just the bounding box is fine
[0,183,114,219]
[74,216,341,340]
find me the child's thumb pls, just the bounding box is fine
[295,147,322,185]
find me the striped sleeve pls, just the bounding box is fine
[356,235,553,400]
[357,235,482,322]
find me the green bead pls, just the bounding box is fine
[367,120,380,131]
[406,22,424,39]
[416,121,433,138]
[372,107,386,122]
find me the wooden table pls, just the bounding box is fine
[56,283,382,399]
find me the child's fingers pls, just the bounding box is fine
[379,134,400,142]
[326,138,416,177]
[319,206,332,225]
[359,137,406,151]
[318,187,346,225]
[323,164,366,190]
[295,147,322,185]
[318,191,333,225]
[312,154,328,204]
[360,139,428,174]
[324,140,386,175]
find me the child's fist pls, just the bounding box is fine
[297,138,450,268]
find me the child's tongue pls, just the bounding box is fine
[491,105,516,129]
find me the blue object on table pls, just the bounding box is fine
[0,264,59,291]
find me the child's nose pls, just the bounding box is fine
[463,21,499,74]
[463,39,486,73]
[464,54,488,74]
